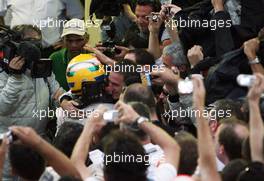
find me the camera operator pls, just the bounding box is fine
[0,25,65,135]
[0,24,67,181]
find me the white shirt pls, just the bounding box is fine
[193,157,225,176]
[39,167,61,181]
[84,163,177,181]
[85,144,177,181]
[0,0,63,47]
[152,163,177,181]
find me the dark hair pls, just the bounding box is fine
[221,159,248,181]
[174,131,198,175]
[130,102,151,119]
[59,176,82,181]
[136,0,161,12]
[218,119,248,161]
[210,99,242,122]
[12,24,42,39]
[124,102,150,141]
[123,31,148,49]
[115,59,141,86]
[92,123,120,161]
[237,162,264,181]
[127,49,155,66]
[123,83,156,113]
[53,122,83,158]
[103,130,148,181]
[9,144,45,180]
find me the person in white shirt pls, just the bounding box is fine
[0,0,83,57]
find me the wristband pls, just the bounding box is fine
[135,116,149,125]
[249,57,260,65]
[59,94,72,104]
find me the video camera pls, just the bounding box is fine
[100,18,122,58]
[101,40,122,59]
[0,25,52,78]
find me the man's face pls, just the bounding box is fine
[135,5,153,33]
[107,72,124,100]
[162,54,189,77]
[162,54,174,68]
[214,124,224,161]
[64,34,86,53]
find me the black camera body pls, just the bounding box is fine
[0,25,52,78]
[102,41,121,58]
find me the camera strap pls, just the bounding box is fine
[44,78,53,111]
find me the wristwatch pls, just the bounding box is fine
[249,57,260,65]
[135,116,149,125]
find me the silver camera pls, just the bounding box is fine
[0,130,17,143]
[237,74,256,87]
[178,78,193,94]
[103,110,119,122]
[89,149,105,164]
[146,13,160,22]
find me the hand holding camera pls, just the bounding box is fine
[9,126,42,148]
[8,56,25,75]
[160,4,182,20]
[103,110,119,123]
[247,73,264,102]
[151,66,180,86]
[147,12,163,34]
[0,129,17,144]
[187,45,204,67]
[114,45,129,59]
[114,101,140,124]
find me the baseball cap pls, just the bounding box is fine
[61,19,86,38]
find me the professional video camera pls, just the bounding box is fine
[100,17,122,58]
[0,25,52,78]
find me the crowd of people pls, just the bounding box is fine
[0,0,264,181]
